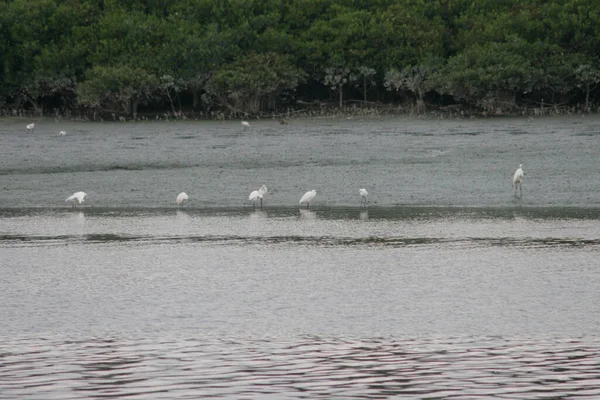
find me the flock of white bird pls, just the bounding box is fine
[63,186,362,210]
[65,168,525,210]
[25,122,524,209]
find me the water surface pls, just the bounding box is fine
[1,116,600,399]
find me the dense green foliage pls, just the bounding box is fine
[1,0,599,117]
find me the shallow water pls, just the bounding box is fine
[1,116,600,399]
[1,116,600,208]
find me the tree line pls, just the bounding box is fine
[1,0,599,119]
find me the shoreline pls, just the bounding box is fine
[1,105,597,124]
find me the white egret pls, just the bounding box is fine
[513,164,524,197]
[299,189,317,209]
[26,123,35,132]
[241,120,251,128]
[249,185,267,209]
[65,191,87,208]
[359,188,368,206]
[176,192,189,208]
[59,130,66,136]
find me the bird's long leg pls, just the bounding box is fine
[260,198,263,210]
[253,201,256,210]
[307,202,310,209]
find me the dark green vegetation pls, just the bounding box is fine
[1,0,599,119]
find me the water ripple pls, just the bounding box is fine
[0,163,192,175]
[2,233,600,248]
[1,336,599,399]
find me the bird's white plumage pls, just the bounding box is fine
[249,190,262,200]
[249,185,267,200]
[249,184,268,209]
[512,164,524,197]
[299,189,317,204]
[176,192,189,205]
[26,123,35,131]
[513,164,524,186]
[241,121,251,127]
[59,130,66,136]
[359,188,368,205]
[66,191,87,204]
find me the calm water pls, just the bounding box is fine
[1,116,600,399]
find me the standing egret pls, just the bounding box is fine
[359,188,368,206]
[241,121,251,128]
[248,190,263,209]
[299,189,317,209]
[249,185,268,209]
[65,191,87,208]
[513,164,524,197]
[59,130,66,136]
[176,192,189,208]
[26,123,35,132]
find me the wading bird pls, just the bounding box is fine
[359,188,368,206]
[241,121,251,128]
[26,123,35,132]
[59,130,66,136]
[513,164,524,197]
[249,185,268,209]
[176,192,189,208]
[66,191,87,208]
[299,189,317,209]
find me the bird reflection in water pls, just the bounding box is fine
[359,210,369,221]
[249,210,267,221]
[175,210,191,223]
[299,209,317,219]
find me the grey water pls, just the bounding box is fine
[1,116,600,399]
